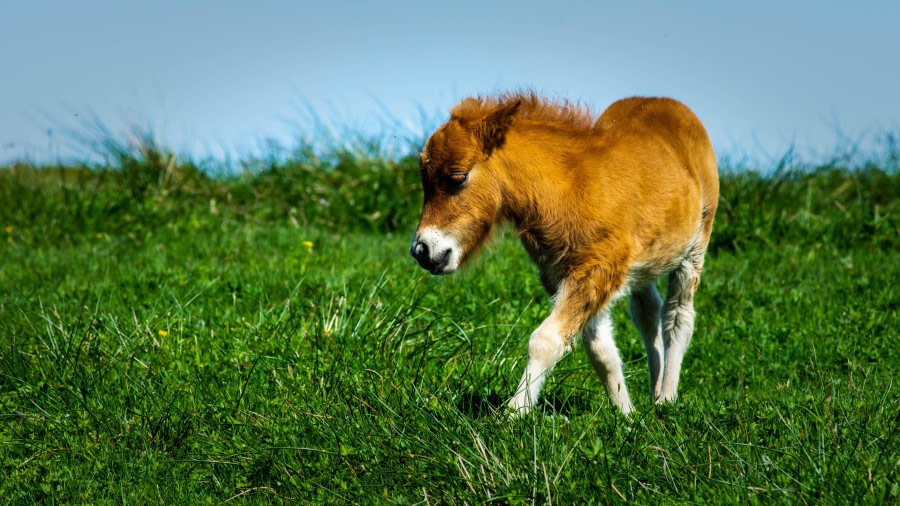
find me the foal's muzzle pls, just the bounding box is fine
[410,239,450,274]
[409,229,459,275]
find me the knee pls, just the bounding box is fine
[583,327,622,368]
[586,339,622,368]
[528,327,565,363]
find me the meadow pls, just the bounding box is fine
[0,134,898,503]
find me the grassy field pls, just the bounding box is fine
[1,138,898,503]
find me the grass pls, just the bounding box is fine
[0,135,898,503]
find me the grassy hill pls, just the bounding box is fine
[1,138,898,502]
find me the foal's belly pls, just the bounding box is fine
[627,232,698,288]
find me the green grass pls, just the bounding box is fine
[0,138,898,503]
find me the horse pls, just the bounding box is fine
[409,91,718,414]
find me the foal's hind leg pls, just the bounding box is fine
[630,284,664,401]
[659,254,703,403]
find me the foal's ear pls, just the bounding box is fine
[475,99,521,155]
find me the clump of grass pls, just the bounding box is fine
[712,142,899,253]
[235,145,421,233]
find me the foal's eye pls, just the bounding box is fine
[447,172,468,188]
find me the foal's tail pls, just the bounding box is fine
[692,146,719,276]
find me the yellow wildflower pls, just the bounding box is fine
[3,226,11,234]
[96,233,104,239]
[158,330,169,337]
[302,240,314,249]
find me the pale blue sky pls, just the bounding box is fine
[2,0,898,165]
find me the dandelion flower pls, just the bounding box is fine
[302,240,314,249]
[158,330,169,337]
[3,226,12,234]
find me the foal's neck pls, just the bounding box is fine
[494,126,590,231]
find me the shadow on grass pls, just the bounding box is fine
[455,391,505,418]
[455,390,594,418]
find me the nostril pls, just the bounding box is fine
[432,248,452,270]
[411,241,430,264]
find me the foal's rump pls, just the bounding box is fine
[593,97,718,276]
[597,96,717,199]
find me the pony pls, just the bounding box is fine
[410,91,718,414]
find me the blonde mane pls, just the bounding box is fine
[450,91,599,131]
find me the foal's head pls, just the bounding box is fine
[410,99,521,275]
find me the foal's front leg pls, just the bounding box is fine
[508,268,625,414]
[507,307,572,413]
[582,310,634,414]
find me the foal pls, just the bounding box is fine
[410,92,718,414]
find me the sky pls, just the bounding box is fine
[2,0,898,165]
